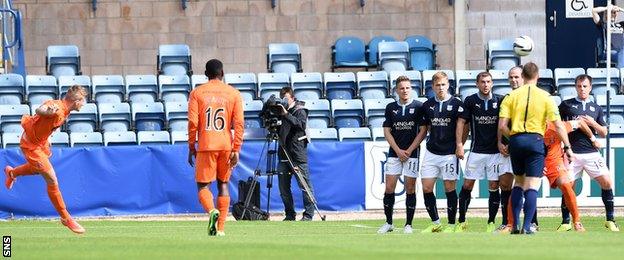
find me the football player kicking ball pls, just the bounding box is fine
[377,76,427,234]
[4,85,87,234]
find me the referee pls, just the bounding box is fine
[497,62,575,234]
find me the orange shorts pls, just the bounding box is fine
[544,160,566,189]
[19,140,53,173]
[195,151,232,183]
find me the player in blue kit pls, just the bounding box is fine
[420,72,465,233]
[378,76,428,234]
[455,71,510,232]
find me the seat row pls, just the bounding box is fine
[0,131,188,148]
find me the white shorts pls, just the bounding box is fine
[464,152,511,181]
[567,152,610,180]
[384,157,419,178]
[420,149,459,180]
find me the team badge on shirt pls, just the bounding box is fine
[409,108,415,114]
[447,105,453,111]
[493,103,497,109]
[590,106,595,112]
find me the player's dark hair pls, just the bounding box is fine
[280,86,294,98]
[476,71,492,82]
[521,62,539,81]
[575,74,593,85]
[395,76,411,87]
[205,59,224,79]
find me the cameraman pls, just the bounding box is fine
[276,87,316,221]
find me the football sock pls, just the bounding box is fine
[560,182,579,223]
[405,193,416,226]
[458,187,471,223]
[424,192,439,222]
[510,186,524,229]
[523,189,538,232]
[488,189,500,224]
[561,196,571,224]
[47,184,71,220]
[602,189,615,222]
[383,193,395,225]
[217,196,230,231]
[198,188,215,212]
[446,190,458,225]
[500,189,511,225]
[11,164,37,177]
[532,211,538,226]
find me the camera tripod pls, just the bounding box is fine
[242,131,326,221]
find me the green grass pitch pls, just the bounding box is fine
[2,217,622,259]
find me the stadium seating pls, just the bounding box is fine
[455,70,480,100]
[324,72,357,100]
[364,98,394,128]
[486,39,519,71]
[258,73,289,101]
[126,75,159,103]
[404,35,436,71]
[331,99,364,128]
[25,75,58,106]
[554,68,585,97]
[371,127,385,141]
[308,128,338,141]
[302,99,331,128]
[550,95,562,106]
[422,70,456,98]
[66,103,97,133]
[46,45,81,78]
[164,102,188,132]
[389,70,422,98]
[191,75,208,88]
[103,131,137,146]
[357,71,389,100]
[137,131,171,145]
[70,132,103,147]
[586,68,620,95]
[0,104,29,133]
[331,36,368,71]
[291,72,323,100]
[92,75,125,103]
[610,114,624,124]
[2,132,21,148]
[243,100,263,129]
[49,131,70,147]
[267,43,302,74]
[377,41,410,72]
[132,102,165,131]
[225,73,257,101]
[158,75,191,103]
[367,36,395,66]
[338,127,372,141]
[610,123,624,137]
[538,69,555,94]
[98,102,131,132]
[157,44,192,76]
[58,75,91,100]
[596,95,624,113]
[0,74,25,105]
[243,128,268,141]
[490,69,512,96]
[170,131,189,144]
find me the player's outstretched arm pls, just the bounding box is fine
[35,103,59,116]
[554,120,575,161]
[575,119,601,148]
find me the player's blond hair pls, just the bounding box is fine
[66,85,87,101]
[432,71,448,84]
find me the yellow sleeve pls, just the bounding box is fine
[499,95,512,119]
[545,98,561,122]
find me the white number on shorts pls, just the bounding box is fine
[205,107,226,131]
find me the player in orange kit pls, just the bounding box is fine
[188,59,244,236]
[4,85,87,234]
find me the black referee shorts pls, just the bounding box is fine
[508,133,545,178]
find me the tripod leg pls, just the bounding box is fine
[291,166,325,220]
[242,173,260,218]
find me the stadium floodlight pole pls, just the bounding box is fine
[606,2,612,167]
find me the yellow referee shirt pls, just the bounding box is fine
[499,84,560,136]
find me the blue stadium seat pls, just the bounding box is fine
[364,98,394,128]
[367,36,395,66]
[70,132,103,147]
[258,73,289,101]
[243,100,264,129]
[170,131,189,144]
[596,95,624,113]
[2,132,21,148]
[103,131,137,146]
[191,75,208,88]
[486,39,519,71]
[0,104,29,133]
[137,131,171,145]
[158,44,192,76]
[338,127,372,142]
[49,131,69,147]
[610,123,624,137]
[243,128,268,141]
[586,68,620,95]
[225,73,257,102]
[422,70,456,98]
[267,43,302,74]
[308,128,338,141]
[555,68,585,97]
[378,41,409,72]
[98,102,131,132]
[58,75,91,100]
[132,102,165,131]
[371,127,385,141]
[46,45,81,77]
[126,75,158,103]
[0,74,25,105]
[302,99,331,129]
[455,70,480,100]
[66,103,97,133]
[324,72,356,100]
[158,75,191,103]
[165,102,188,132]
[551,95,562,106]
[404,35,436,71]
[357,71,389,100]
[490,69,512,96]
[92,75,125,103]
[25,75,58,106]
[538,69,555,94]
[389,70,422,98]
[331,99,364,128]
[332,36,368,70]
[611,114,624,124]
[291,72,323,100]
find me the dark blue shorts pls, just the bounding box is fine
[508,133,545,178]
